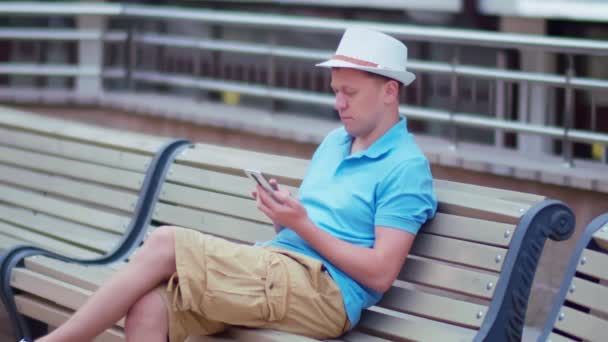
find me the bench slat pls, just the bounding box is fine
[554,306,608,342]
[566,276,608,316]
[0,106,165,154]
[11,268,126,328]
[0,184,130,234]
[153,203,275,243]
[378,286,487,329]
[0,146,145,191]
[0,221,98,259]
[0,232,26,251]
[434,179,544,205]
[576,248,608,282]
[168,163,299,198]
[331,331,391,341]
[548,332,575,342]
[0,203,119,253]
[0,127,151,173]
[422,213,514,248]
[15,294,124,342]
[593,225,608,251]
[358,310,476,341]
[0,163,139,214]
[411,234,506,272]
[24,256,116,292]
[399,258,497,300]
[160,182,270,224]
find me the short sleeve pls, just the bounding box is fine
[374,157,437,235]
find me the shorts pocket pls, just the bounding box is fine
[201,251,288,326]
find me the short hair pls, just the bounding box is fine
[367,72,403,92]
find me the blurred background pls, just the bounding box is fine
[0,0,607,339]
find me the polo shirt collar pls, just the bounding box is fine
[340,117,407,159]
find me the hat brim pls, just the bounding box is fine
[316,59,416,86]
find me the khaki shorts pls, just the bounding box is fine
[156,227,350,342]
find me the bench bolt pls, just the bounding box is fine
[476,311,484,319]
[504,230,511,239]
[495,255,502,263]
[558,312,565,321]
[486,282,494,290]
[580,256,587,266]
[569,284,576,293]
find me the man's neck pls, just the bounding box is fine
[350,114,400,154]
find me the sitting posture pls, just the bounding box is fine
[36,27,437,342]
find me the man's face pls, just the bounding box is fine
[330,68,388,139]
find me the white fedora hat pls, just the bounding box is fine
[316,27,415,86]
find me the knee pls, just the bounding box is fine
[126,290,167,332]
[136,226,177,273]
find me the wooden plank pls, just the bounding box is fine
[153,202,275,243]
[593,224,608,251]
[0,184,130,234]
[159,182,270,224]
[548,332,575,342]
[377,286,487,329]
[10,268,126,328]
[0,221,99,259]
[411,234,507,272]
[15,294,124,342]
[175,143,308,186]
[0,163,139,214]
[554,306,608,342]
[332,331,391,342]
[0,145,145,191]
[24,256,116,292]
[358,310,476,342]
[0,105,165,154]
[421,213,514,248]
[166,163,299,199]
[435,188,525,223]
[0,126,151,173]
[434,179,544,205]
[577,248,608,282]
[398,258,498,300]
[566,276,608,316]
[0,231,26,251]
[0,203,120,253]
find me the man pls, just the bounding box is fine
[36,27,436,342]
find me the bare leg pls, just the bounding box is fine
[36,226,177,342]
[124,290,169,342]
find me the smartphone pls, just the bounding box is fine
[244,168,275,194]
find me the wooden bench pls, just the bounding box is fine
[0,107,189,340]
[1,110,577,341]
[537,212,608,342]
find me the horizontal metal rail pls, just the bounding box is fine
[4,30,607,91]
[0,63,100,77]
[1,2,608,56]
[135,34,608,91]
[129,70,608,146]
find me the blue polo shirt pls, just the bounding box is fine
[267,117,437,328]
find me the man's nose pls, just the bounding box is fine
[334,93,347,111]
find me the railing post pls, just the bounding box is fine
[76,13,105,102]
[494,50,507,149]
[448,47,460,150]
[563,54,575,167]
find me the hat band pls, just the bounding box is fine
[332,54,378,67]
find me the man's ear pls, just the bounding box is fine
[383,80,400,104]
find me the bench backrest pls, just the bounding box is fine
[148,142,573,341]
[538,213,608,342]
[0,107,166,257]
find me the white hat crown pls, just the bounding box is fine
[316,27,415,85]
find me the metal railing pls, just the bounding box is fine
[0,2,607,167]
